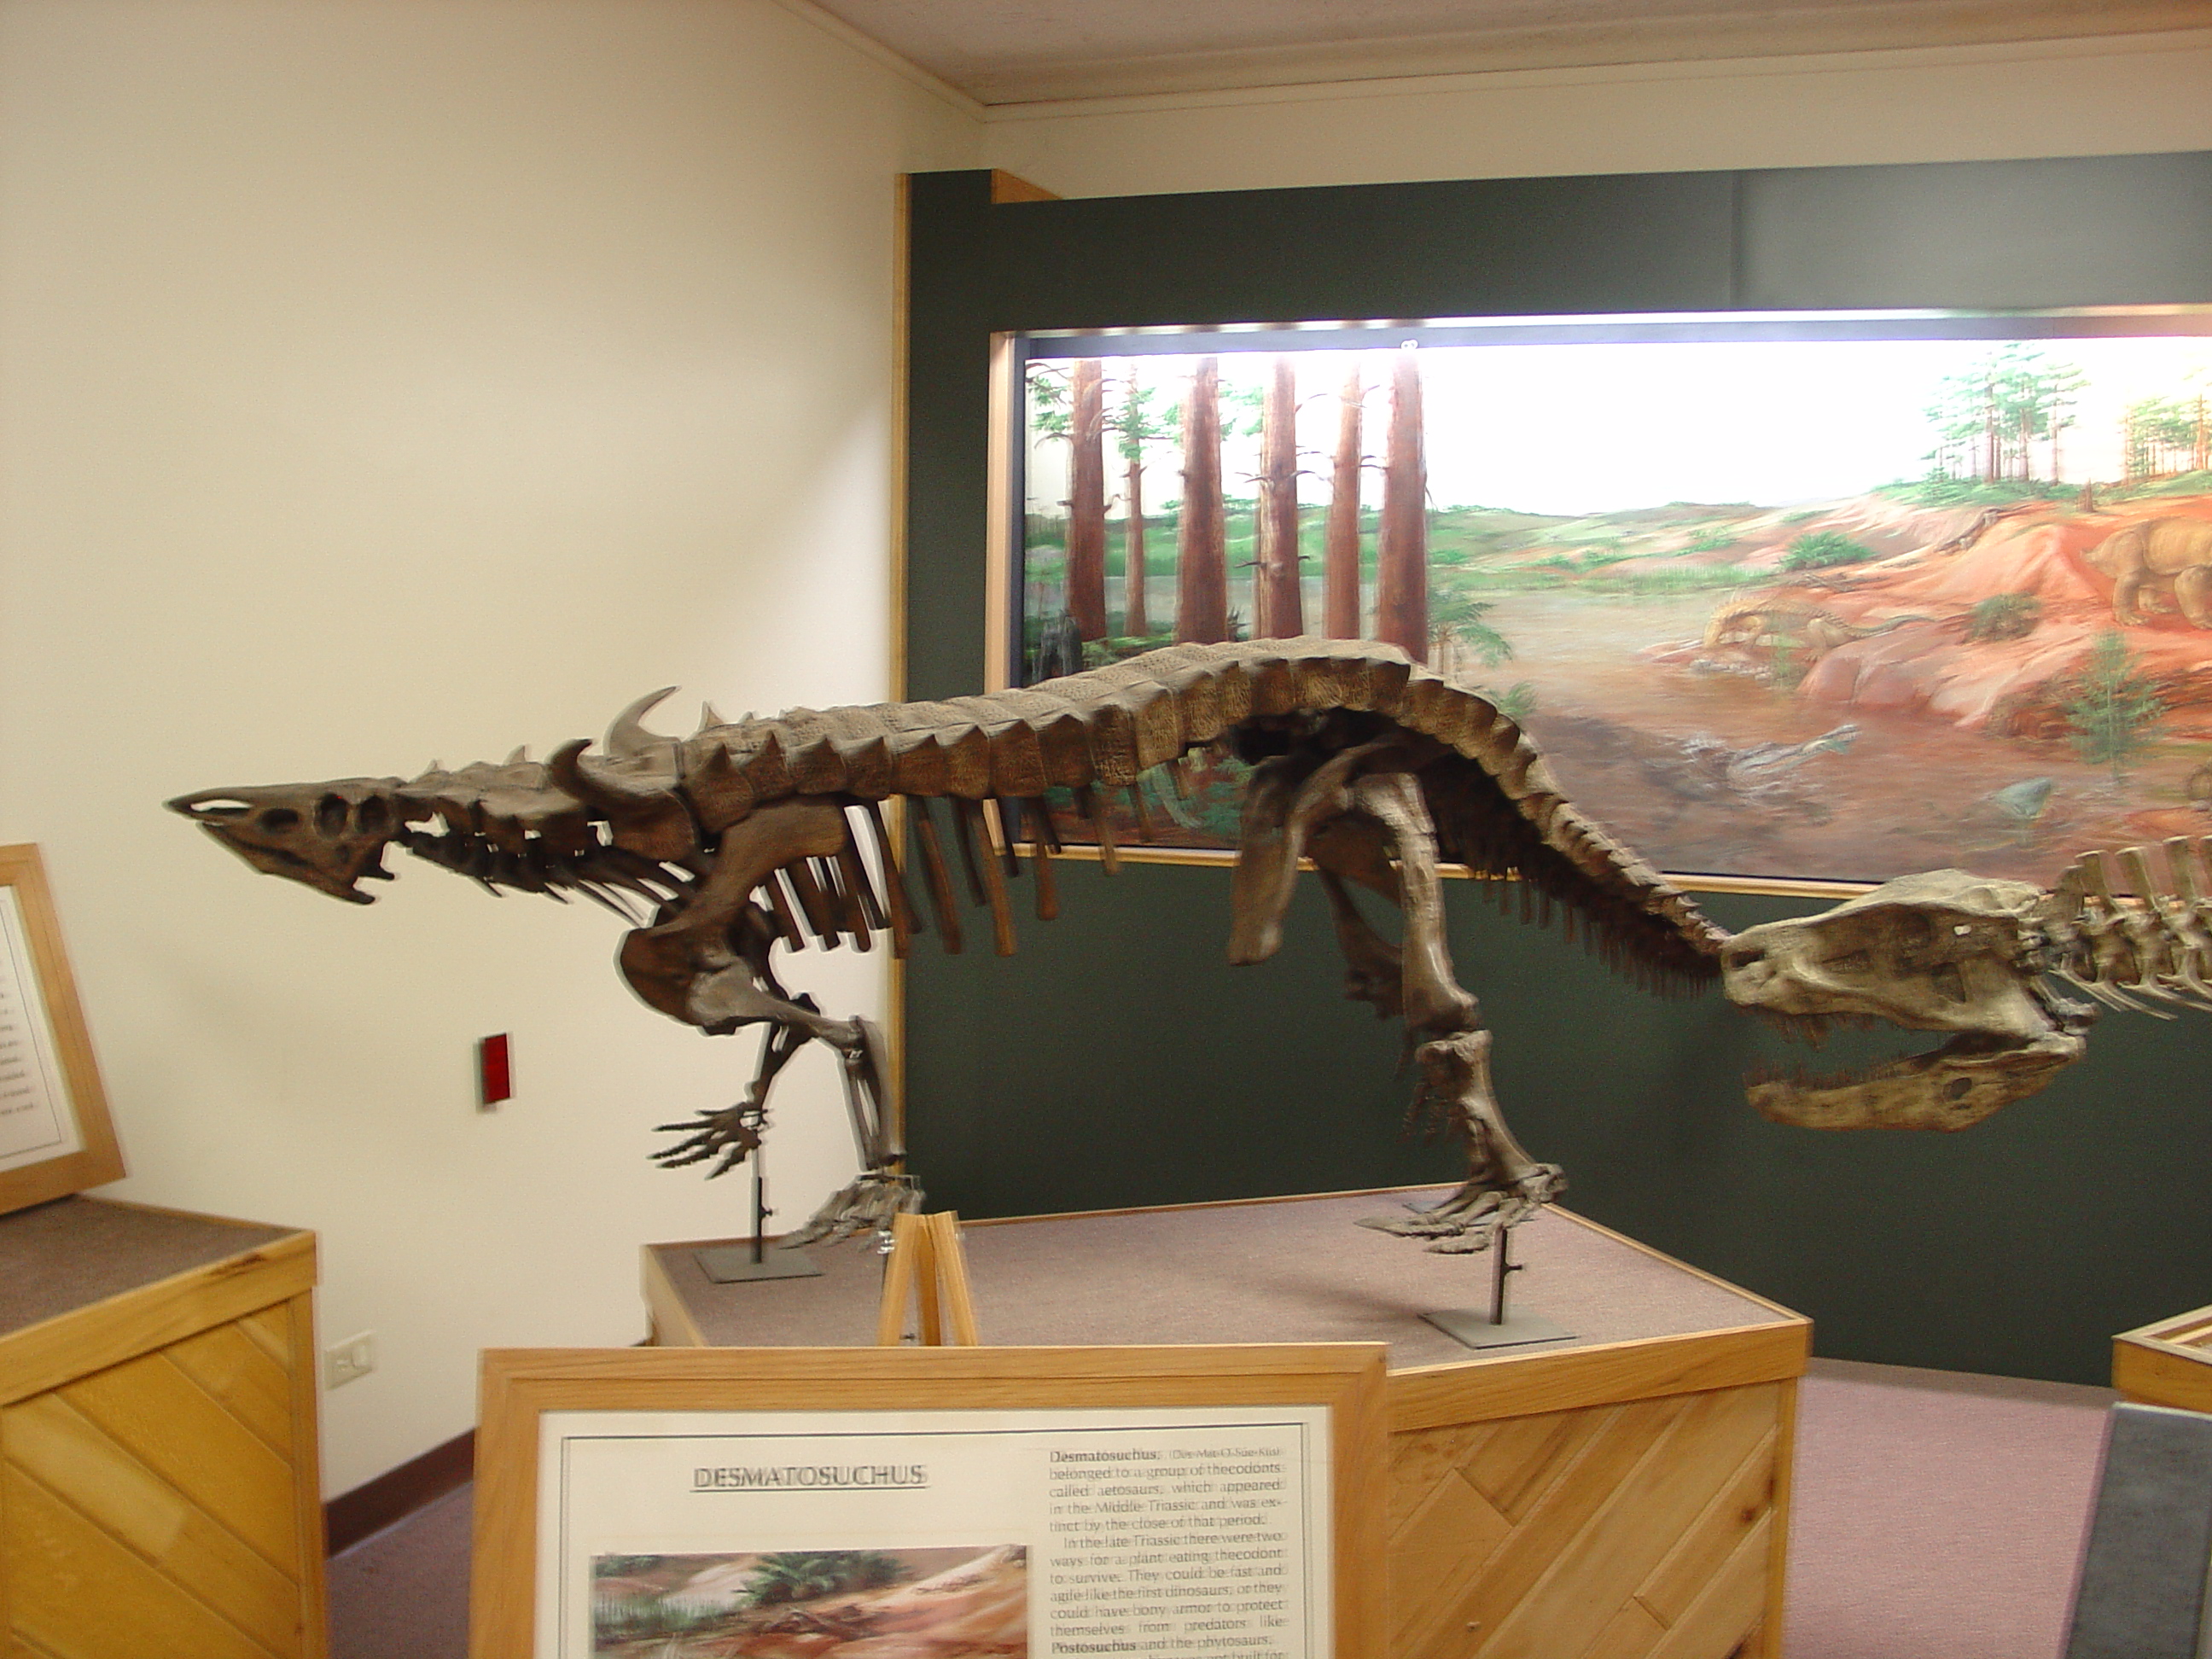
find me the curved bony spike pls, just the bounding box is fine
[2118,847,2160,906]
[2122,974,2195,1011]
[698,701,726,732]
[2049,858,2089,924]
[606,687,680,760]
[2179,956,2212,1008]
[2075,849,2119,909]
[2163,837,2201,903]
[549,737,661,811]
[2071,971,2168,1017]
[504,746,530,765]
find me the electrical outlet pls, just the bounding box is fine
[324,1331,375,1388]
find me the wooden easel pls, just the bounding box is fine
[875,1210,980,1346]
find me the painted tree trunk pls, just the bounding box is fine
[1254,357,1302,637]
[1066,358,1109,640]
[1325,365,1365,637]
[1176,357,1229,643]
[1122,445,1150,637]
[1375,347,1429,661]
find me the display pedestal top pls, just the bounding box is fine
[646,1186,1803,1377]
[0,1193,301,1340]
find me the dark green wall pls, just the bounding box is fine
[900,157,2212,1386]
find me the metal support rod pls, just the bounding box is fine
[748,1144,769,1265]
[1489,1224,1523,1325]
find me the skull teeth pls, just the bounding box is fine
[1750,1008,1877,1048]
[1745,1029,2029,1096]
[399,824,695,922]
[1746,1054,1918,1092]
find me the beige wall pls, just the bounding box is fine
[0,0,977,1493]
[985,31,2212,197]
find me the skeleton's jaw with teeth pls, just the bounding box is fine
[167,764,702,925]
[1720,869,2092,1131]
[166,779,414,905]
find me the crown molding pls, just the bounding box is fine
[760,0,985,119]
[882,1,2212,110]
[978,22,2212,120]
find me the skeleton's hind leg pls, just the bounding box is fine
[1336,773,1563,1252]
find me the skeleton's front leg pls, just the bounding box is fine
[621,797,919,1241]
[1360,1028,1564,1251]
[643,922,918,1242]
[1305,817,1406,1020]
[1339,771,1563,1253]
[785,1016,922,1246]
[654,1009,811,1177]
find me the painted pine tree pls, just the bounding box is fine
[1176,357,1229,643]
[1064,358,1109,640]
[1324,364,1365,637]
[1109,375,1173,637]
[1374,346,1429,659]
[1254,356,1303,637]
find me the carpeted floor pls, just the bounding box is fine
[1781,1359,2112,1659]
[327,1357,2116,1658]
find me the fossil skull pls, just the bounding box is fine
[167,778,420,904]
[1720,869,2091,1130]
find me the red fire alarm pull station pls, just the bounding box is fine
[478,1033,511,1108]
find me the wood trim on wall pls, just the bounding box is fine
[324,1429,474,1556]
[989,170,1060,204]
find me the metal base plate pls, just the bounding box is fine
[1423,1307,1574,1351]
[695,1245,824,1284]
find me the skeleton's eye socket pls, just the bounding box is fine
[258,808,300,831]
[316,795,349,837]
[358,796,390,835]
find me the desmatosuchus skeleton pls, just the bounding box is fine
[167,637,2176,1249]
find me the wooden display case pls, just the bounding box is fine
[2113,1302,2212,1413]
[0,1195,326,1658]
[644,1188,1809,1659]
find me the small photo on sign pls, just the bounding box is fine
[590,1545,1027,1656]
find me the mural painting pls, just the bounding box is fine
[1016,321,2212,888]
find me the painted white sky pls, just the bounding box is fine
[1026,334,2212,518]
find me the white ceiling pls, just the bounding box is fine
[808,0,2212,105]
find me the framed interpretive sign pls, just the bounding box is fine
[0,844,123,1214]
[471,1343,1388,1659]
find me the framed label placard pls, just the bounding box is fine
[472,1344,1387,1659]
[0,845,123,1213]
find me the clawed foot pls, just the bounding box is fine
[1358,1164,1563,1254]
[653,1102,767,1178]
[783,1168,923,1247]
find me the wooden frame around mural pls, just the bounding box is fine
[471,1342,1387,1659]
[0,844,124,1214]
